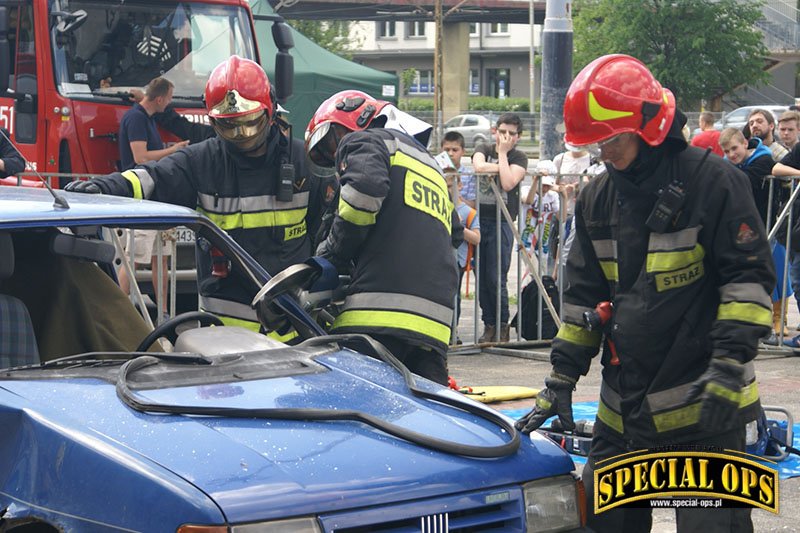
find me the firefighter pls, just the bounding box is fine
[515,55,774,532]
[64,56,314,330]
[304,90,462,385]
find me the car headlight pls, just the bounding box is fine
[523,474,585,532]
[231,517,322,532]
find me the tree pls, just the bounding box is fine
[573,0,769,107]
[287,20,356,59]
[401,68,418,95]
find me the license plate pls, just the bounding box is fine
[175,228,195,243]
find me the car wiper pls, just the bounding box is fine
[90,90,136,101]
[2,352,209,373]
[116,335,520,459]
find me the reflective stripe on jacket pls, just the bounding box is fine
[552,144,775,446]
[320,129,460,355]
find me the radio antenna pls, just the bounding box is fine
[0,128,69,209]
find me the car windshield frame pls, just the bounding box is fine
[48,0,257,103]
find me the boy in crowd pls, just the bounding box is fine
[720,127,799,344]
[439,134,480,341]
[472,113,528,343]
[441,131,476,208]
[778,110,800,151]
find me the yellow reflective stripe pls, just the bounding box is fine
[651,382,759,433]
[646,244,705,272]
[267,329,299,342]
[555,323,602,347]
[740,381,759,408]
[122,170,143,200]
[333,309,451,345]
[717,302,772,327]
[588,91,634,121]
[197,207,307,230]
[404,171,452,233]
[597,399,624,433]
[705,382,742,404]
[653,402,701,432]
[599,261,618,281]
[219,315,261,332]
[654,260,704,292]
[391,150,447,191]
[338,196,377,226]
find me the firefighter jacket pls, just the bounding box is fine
[553,117,776,447]
[317,128,462,356]
[88,126,314,328]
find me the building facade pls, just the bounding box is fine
[350,21,540,101]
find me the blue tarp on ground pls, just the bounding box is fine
[501,402,800,479]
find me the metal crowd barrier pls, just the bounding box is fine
[451,169,800,356]
[448,169,597,349]
[763,174,800,353]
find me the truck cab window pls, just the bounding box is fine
[49,0,256,103]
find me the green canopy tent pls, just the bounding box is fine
[250,1,398,139]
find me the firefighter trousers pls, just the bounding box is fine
[369,334,448,386]
[582,427,752,533]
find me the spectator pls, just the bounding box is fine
[690,111,723,156]
[719,127,799,344]
[118,77,189,323]
[441,131,476,208]
[472,113,528,343]
[773,138,800,342]
[748,108,788,162]
[550,141,600,281]
[521,174,560,273]
[778,110,800,150]
[445,170,480,342]
[0,128,25,179]
[119,77,188,170]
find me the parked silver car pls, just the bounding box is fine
[714,105,789,131]
[443,113,496,148]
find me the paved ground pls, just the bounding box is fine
[449,252,800,531]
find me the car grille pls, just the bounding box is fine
[319,486,524,532]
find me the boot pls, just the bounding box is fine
[500,324,511,342]
[478,324,496,343]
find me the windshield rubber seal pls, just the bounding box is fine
[116,334,521,459]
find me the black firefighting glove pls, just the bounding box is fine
[687,357,745,432]
[64,179,103,194]
[515,372,577,434]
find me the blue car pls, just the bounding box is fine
[0,187,584,532]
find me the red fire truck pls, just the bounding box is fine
[0,0,292,187]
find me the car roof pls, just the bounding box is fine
[0,187,201,229]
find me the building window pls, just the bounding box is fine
[469,23,478,36]
[407,21,425,38]
[489,23,509,34]
[409,70,434,95]
[377,21,396,39]
[487,68,509,98]
[469,69,479,95]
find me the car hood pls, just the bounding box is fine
[0,350,573,524]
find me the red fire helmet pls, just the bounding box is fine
[205,55,274,120]
[305,90,390,159]
[563,54,676,147]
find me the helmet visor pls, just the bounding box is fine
[214,111,268,142]
[306,122,348,171]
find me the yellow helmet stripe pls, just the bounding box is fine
[588,91,634,122]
